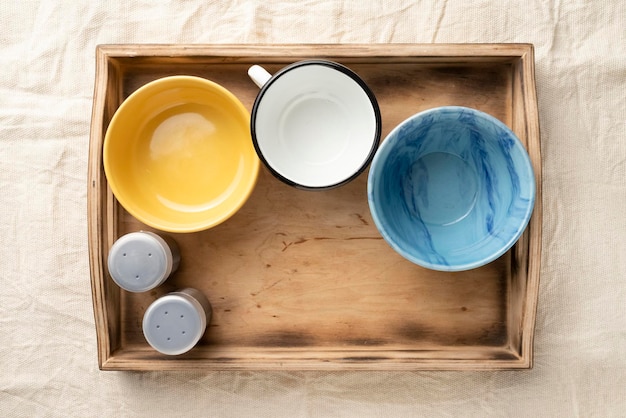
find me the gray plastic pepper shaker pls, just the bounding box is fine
[107,231,181,292]
[142,288,212,355]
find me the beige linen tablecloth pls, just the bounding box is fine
[1,1,625,416]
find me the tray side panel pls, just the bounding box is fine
[96,43,535,63]
[102,345,526,371]
[88,47,116,367]
[510,45,542,367]
[89,48,130,368]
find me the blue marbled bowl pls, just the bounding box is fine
[367,106,535,271]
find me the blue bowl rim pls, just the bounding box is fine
[367,106,536,271]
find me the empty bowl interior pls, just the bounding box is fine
[104,76,259,232]
[252,63,379,188]
[367,107,535,271]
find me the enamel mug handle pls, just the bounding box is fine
[248,65,272,89]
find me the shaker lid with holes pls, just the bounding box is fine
[107,231,175,292]
[142,291,208,355]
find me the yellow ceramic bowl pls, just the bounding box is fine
[104,76,260,232]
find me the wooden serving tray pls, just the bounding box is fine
[88,44,542,371]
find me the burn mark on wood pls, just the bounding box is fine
[354,213,369,225]
[434,65,475,76]
[396,322,436,341]
[397,320,507,347]
[491,351,519,360]
[342,356,390,362]
[344,338,388,347]
[475,322,507,346]
[254,331,315,348]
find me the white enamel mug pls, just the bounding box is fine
[248,60,381,190]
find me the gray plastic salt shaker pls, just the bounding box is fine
[142,288,212,355]
[107,231,180,292]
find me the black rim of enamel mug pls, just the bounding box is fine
[250,60,382,190]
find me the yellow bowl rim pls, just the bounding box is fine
[103,75,260,233]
